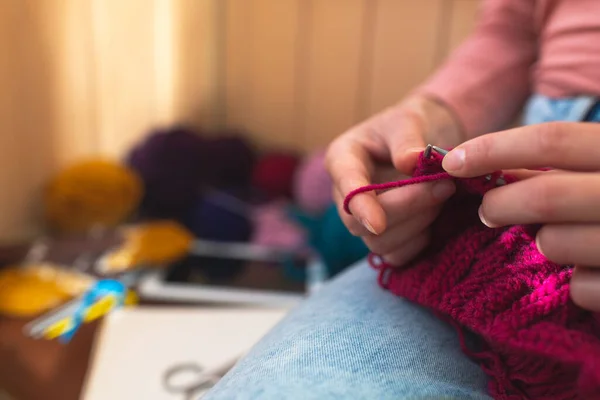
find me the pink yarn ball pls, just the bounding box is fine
[293,149,333,215]
[251,201,306,251]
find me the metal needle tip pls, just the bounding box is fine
[431,146,449,156]
[423,144,433,158]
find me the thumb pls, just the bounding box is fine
[385,110,427,175]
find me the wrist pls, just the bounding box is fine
[399,94,466,148]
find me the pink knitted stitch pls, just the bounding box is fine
[345,151,600,400]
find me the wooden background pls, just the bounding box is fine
[0,0,479,243]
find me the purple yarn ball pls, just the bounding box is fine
[126,125,207,218]
[184,193,253,243]
[293,149,333,215]
[202,133,256,187]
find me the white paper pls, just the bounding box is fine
[82,306,289,400]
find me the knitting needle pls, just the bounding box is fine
[424,144,449,158]
[426,144,506,186]
[431,146,449,156]
[423,144,433,158]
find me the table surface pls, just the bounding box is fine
[0,239,109,400]
[0,236,301,400]
[0,316,98,400]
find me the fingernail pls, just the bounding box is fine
[361,218,378,235]
[478,205,494,228]
[432,181,455,200]
[443,148,465,171]
[535,235,545,257]
[571,267,600,312]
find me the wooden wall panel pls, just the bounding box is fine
[300,0,368,150]
[224,0,301,148]
[91,0,161,158]
[223,0,254,134]
[172,0,221,130]
[0,0,481,243]
[0,1,66,242]
[366,0,444,116]
[53,0,98,166]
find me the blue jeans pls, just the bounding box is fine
[204,95,600,400]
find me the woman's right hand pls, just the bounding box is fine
[325,96,463,266]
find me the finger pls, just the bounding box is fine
[536,224,600,266]
[479,173,600,227]
[442,122,600,177]
[326,139,385,234]
[502,169,548,180]
[381,108,427,174]
[381,230,430,267]
[377,180,454,226]
[333,188,370,236]
[570,266,600,312]
[362,210,438,255]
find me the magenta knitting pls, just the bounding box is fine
[344,151,600,400]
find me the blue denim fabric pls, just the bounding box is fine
[523,94,600,124]
[204,262,492,400]
[204,94,599,400]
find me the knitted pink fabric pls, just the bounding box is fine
[344,151,600,400]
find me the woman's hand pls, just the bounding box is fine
[326,95,463,266]
[442,122,600,311]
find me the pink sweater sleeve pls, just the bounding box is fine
[418,0,538,138]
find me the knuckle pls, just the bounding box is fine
[465,134,495,170]
[324,139,342,173]
[536,122,569,160]
[528,180,560,220]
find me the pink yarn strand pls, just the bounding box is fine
[343,172,452,214]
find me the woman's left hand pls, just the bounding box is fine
[441,122,600,312]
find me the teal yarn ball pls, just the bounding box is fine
[289,204,369,278]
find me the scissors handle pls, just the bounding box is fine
[163,363,219,394]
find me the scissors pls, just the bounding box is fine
[163,359,237,399]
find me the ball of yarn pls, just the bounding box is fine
[251,201,307,251]
[44,158,142,233]
[202,133,256,187]
[99,220,194,274]
[293,149,333,215]
[317,204,369,276]
[290,203,369,278]
[126,126,207,219]
[184,193,253,243]
[252,153,300,199]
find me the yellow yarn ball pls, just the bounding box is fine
[0,263,93,317]
[101,220,194,273]
[44,158,143,233]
